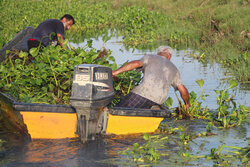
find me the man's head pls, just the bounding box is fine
[60,14,75,30]
[157,46,173,60]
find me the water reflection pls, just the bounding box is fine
[6,138,113,167]
[4,134,148,167]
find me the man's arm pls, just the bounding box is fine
[177,85,190,107]
[57,33,64,47]
[112,60,143,76]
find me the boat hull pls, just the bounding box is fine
[21,111,77,139]
[21,111,164,139]
[1,92,171,139]
[106,114,163,135]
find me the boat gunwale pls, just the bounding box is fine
[1,91,172,117]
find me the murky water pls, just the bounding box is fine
[3,122,249,167]
[1,36,249,166]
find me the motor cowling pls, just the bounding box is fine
[70,64,115,143]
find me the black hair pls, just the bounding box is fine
[60,14,75,24]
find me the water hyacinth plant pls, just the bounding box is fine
[0,40,119,104]
[168,79,249,128]
[119,133,163,163]
[171,79,208,119]
[214,80,249,128]
[120,79,248,165]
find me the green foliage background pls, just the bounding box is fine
[0,0,249,82]
[0,0,249,104]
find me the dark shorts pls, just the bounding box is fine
[115,92,158,109]
[27,39,45,50]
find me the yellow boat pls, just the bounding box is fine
[18,105,170,139]
[0,64,172,141]
[1,91,171,140]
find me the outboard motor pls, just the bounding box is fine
[70,64,115,143]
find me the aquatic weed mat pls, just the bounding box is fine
[99,119,249,166]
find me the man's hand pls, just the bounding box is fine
[177,85,190,107]
[112,73,120,80]
[57,33,64,47]
[112,70,119,76]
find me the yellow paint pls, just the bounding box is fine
[20,111,164,138]
[20,112,77,139]
[106,114,164,135]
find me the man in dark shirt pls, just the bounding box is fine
[27,14,75,50]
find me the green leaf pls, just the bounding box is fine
[196,79,204,89]
[19,51,28,58]
[165,97,173,108]
[41,87,47,92]
[133,143,139,149]
[49,32,56,40]
[5,50,10,55]
[223,116,227,127]
[60,83,68,90]
[108,56,115,62]
[74,56,83,64]
[228,79,238,89]
[41,73,48,80]
[78,51,86,57]
[15,59,21,64]
[115,83,120,90]
[29,48,39,57]
[143,133,150,141]
[48,84,55,91]
[201,95,205,101]
[86,56,92,64]
[36,78,43,86]
[87,39,93,48]
[102,34,111,43]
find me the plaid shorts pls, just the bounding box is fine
[115,92,158,109]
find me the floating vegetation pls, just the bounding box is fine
[120,79,249,166]
[0,40,115,104]
[120,133,160,163]
[0,38,142,105]
[171,79,249,128]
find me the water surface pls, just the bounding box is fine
[1,35,249,167]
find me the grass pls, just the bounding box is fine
[0,0,249,83]
[100,0,250,82]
